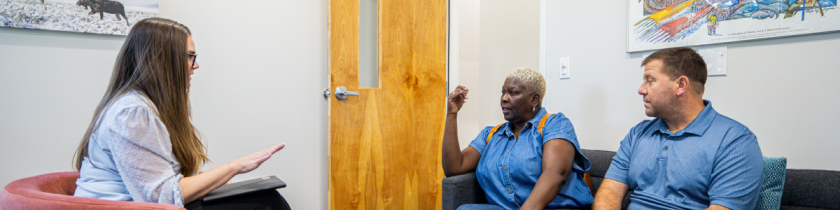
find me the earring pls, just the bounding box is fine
[532,105,536,112]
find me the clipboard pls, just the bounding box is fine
[203,175,286,202]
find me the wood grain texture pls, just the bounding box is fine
[329,0,447,209]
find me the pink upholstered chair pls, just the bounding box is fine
[0,171,184,210]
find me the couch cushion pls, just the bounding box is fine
[442,172,486,210]
[581,149,631,209]
[580,149,615,179]
[757,157,786,210]
[780,169,840,209]
[580,149,616,196]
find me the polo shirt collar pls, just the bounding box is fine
[655,100,716,137]
[501,107,547,137]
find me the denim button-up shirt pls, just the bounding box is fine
[469,108,593,209]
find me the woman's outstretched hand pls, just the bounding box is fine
[448,85,469,115]
[179,143,285,203]
[234,143,285,174]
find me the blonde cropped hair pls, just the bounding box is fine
[506,67,546,99]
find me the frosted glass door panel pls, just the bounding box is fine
[359,0,378,88]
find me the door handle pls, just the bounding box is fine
[334,86,359,100]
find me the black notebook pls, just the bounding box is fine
[203,175,287,202]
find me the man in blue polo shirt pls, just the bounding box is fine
[593,47,764,210]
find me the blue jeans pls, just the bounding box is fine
[457,203,589,210]
[457,204,505,210]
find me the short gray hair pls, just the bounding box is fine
[506,66,546,99]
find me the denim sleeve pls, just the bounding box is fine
[709,128,764,210]
[468,126,495,155]
[604,127,636,185]
[542,114,589,172]
[542,114,576,145]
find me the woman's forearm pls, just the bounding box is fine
[522,139,576,209]
[178,162,241,203]
[521,171,567,210]
[442,113,464,176]
[178,143,283,203]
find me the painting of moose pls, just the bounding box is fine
[0,0,157,35]
[76,0,130,26]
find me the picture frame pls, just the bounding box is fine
[1,0,158,35]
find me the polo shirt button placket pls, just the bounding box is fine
[659,135,670,160]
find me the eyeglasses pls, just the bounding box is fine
[187,53,197,68]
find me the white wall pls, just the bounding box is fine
[450,0,483,149]
[542,0,840,170]
[0,0,329,209]
[478,0,542,128]
[0,27,124,185]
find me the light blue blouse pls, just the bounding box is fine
[74,90,185,206]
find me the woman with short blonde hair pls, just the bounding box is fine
[442,67,593,209]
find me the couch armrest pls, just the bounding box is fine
[442,172,487,210]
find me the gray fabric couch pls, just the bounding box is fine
[442,149,840,210]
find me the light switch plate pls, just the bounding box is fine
[695,46,727,76]
[558,57,570,79]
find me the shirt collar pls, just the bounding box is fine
[501,107,547,137]
[656,100,716,137]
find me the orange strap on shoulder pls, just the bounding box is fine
[584,171,593,194]
[486,123,505,144]
[486,113,555,144]
[537,113,554,136]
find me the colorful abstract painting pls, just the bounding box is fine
[628,0,840,52]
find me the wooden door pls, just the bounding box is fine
[328,0,448,209]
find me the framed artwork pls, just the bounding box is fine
[1,0,157,35]
[627,0,840,52]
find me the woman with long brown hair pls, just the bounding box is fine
[73,17,290,209]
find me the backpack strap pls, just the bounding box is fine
[584,172,593,194]
[537,113,554,136]
[486,123,505,144]
[486,113,555,144]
